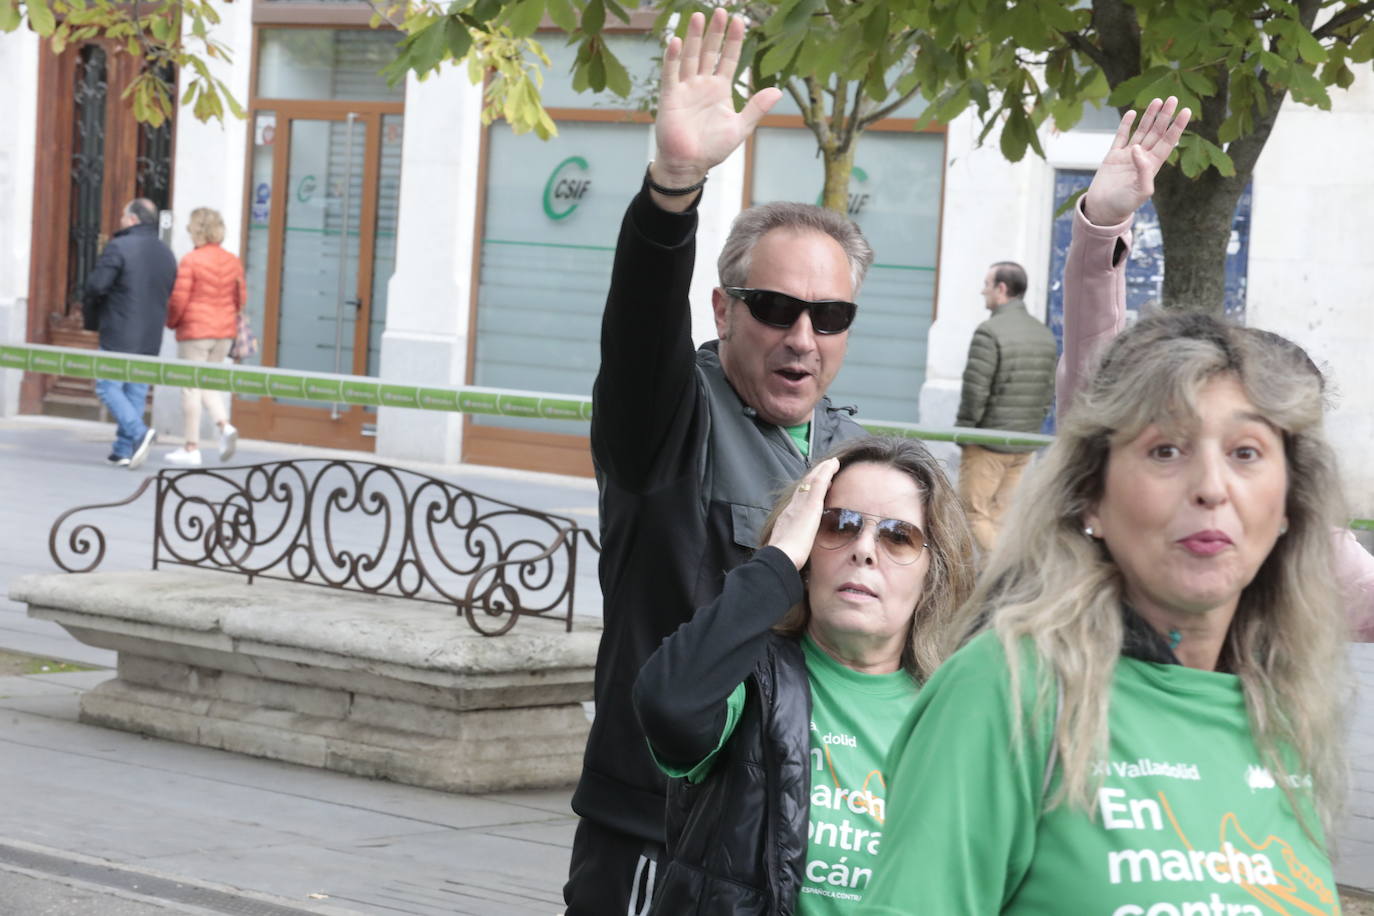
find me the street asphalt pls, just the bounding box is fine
[0,415,1369,914]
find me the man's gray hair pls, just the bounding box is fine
[716,202,874,294]
[124,198,159,226]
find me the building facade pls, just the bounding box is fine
[1,7,1370,516]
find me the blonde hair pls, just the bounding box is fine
[187,207,225,246]
[975,312,1349,832]
[759,436,977,680]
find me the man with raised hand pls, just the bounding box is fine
[568,8,873,913]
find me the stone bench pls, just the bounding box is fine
[11,570,600,792]
[13,457,603,792]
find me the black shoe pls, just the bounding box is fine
[106,453,131,467]
[128,428,157,469]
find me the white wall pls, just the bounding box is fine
[152,0,255,441]
[1247,74,1374,518]
[0,30,39,417]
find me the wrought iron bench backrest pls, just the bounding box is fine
[49,459,600,635]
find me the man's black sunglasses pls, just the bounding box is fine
[724,287,857,335]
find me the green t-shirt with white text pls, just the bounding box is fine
[654,634,919,914]
[861,632,1340,916]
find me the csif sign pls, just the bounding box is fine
[542,156,592,220]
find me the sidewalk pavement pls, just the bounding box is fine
[0,415,1370,914]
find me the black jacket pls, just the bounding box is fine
[578,181,866,843]
[634,548,811,915]
[82,222,176,355]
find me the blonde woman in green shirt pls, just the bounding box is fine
[863,312,1351,915]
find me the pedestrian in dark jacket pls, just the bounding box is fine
[633,436,976,914]
[955,262,1057,552]
[565,10,877,915]
[83,197,176,468]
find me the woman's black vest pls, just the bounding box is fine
[651,634,812,915]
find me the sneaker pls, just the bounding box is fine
[219,423,239,463]
[128,428,157,469]
[106,453,131,468]
[164,446,203,467]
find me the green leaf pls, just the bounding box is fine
[412,18,450,75]
[504,0,544,38]
[445,16,473,60]
[999,109,1028,162]
[545,0,576,32]
[472,0,504,27]
[1054,186,1086,218]
[1295,28,1327,64]
[600,44,631,97]
[1106,66,1170,107]
[759,35,802,77]
[27,0,55,36]
[861,6,889,49]
[581,0,604,35]
[0,0,22,32]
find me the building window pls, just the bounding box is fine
[468,34,659,441]
[750,114,945,424]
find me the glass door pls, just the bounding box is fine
[236,107,402,450]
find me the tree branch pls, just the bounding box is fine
[1061,30,1109,74]
[828,75,848,145]
[1312,0,1374,38]
[859,82,922,129]
[798,75,832,150]
[840,76,864,153]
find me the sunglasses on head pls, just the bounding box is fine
[815,507,927,565]
[724,287,857,335]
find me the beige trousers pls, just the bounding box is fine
[176,338,233,446]
[958,444,1032,553]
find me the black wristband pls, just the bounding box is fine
[646,164,707,197]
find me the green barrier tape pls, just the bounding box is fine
[6,331,1370,550]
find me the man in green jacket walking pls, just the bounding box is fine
[955,261,1057,552]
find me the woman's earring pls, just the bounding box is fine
[1278,520,1289,535]
[1083,525,1095,538]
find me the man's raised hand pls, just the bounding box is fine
[1082,97,1191,227]
[650,8,781,209]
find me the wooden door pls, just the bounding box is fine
[22,43,175,416]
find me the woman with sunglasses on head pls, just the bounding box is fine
[632,435,976,914]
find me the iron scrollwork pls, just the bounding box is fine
[48,459,600,635]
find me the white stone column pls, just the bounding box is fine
[373,69,484,465]
[919,110,1050,470]
[0,30,39,417]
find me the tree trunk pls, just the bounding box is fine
[1151,165,1248,315]
[819,143,856,214]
